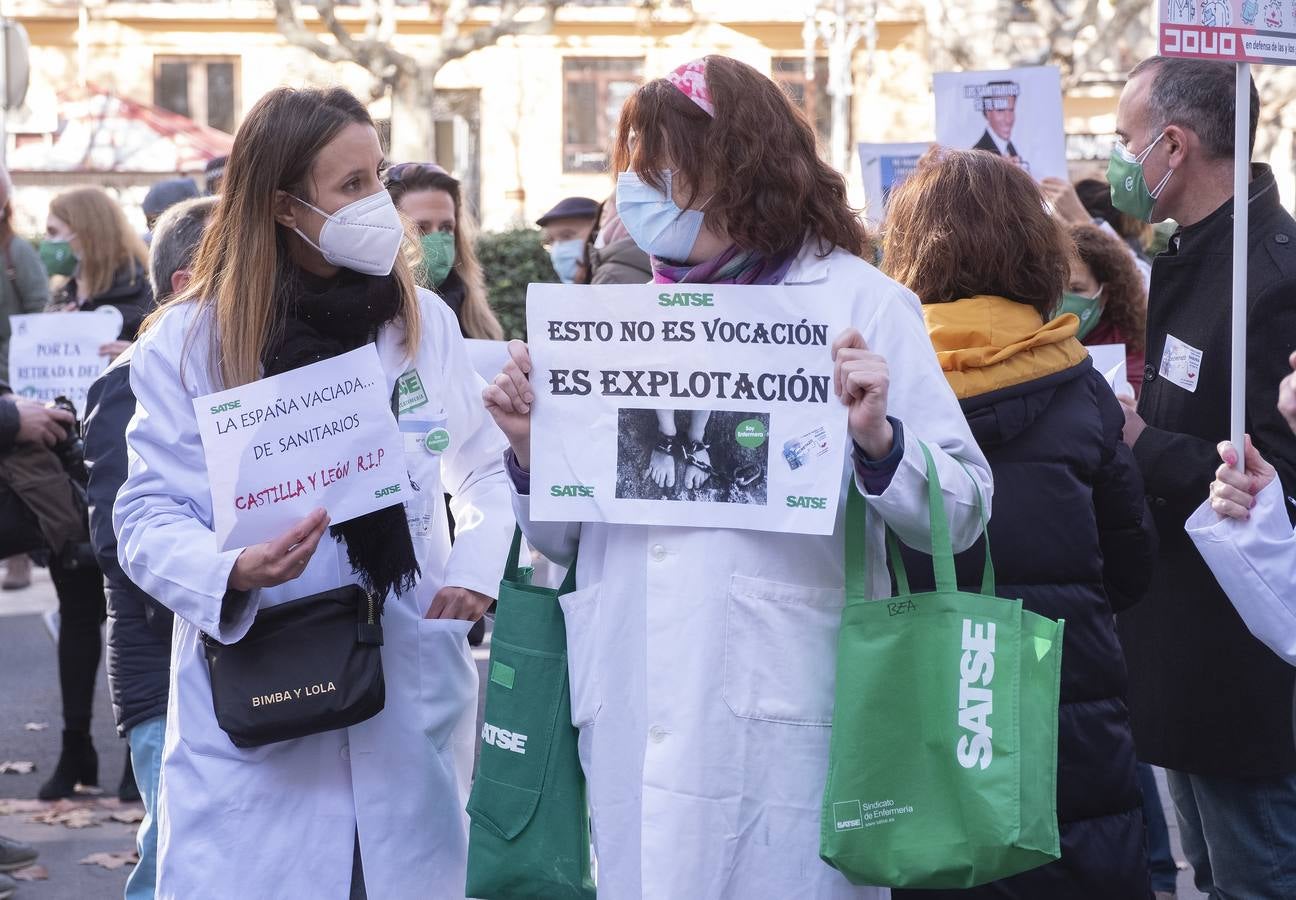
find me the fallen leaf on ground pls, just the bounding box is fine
[0,799,46,815]
[80,851,138,870]
[0,760,35,774]
[11,864,48,881]
[32,803,98,828]
[22,722,48,731]
[109,807,144,824]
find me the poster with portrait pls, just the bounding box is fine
[933,66,1068,181]
[858,142,933,225]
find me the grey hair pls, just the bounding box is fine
[1130,57,1260,160]
[148,195,217,302]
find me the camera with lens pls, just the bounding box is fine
[50,395,88,486]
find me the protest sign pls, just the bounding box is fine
[858,142,932,224]
[192,344,408,551]
[1161,0,1296,64]
[9,308,125,413]
[1087,344,1135,399]
[526,283,851,534]
[934,66,1067,181]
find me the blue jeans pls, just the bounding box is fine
[1166,767,1296,899]
[1138,763,1179,893]
[125,716,165,900]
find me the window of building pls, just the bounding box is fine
[772,56,832,147]
[563,57,643,173]
[153,57,240,134]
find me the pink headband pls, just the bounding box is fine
[667,58,715,118]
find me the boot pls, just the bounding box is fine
[2,555,30,591]
[37,730,98,800]
[118,753,140,803]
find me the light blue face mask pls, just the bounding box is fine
[615,170,706,263]
[548,238,586,284]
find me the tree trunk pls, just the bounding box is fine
[390,66,439,161]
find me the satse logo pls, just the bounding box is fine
[481,722,528,754]
[550,484,594,497]
[956,618,996,771]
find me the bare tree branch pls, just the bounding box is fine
[271,0,351,63]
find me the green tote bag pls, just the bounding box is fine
[820,442,1064,888]
[465,529,595,899]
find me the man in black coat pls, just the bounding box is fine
[1114,57,1296,897]
[83,195,215,899]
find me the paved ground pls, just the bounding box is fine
[1,567,1206,898]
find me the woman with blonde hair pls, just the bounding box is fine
[114,86,513,897]
[384,162,502,340]
[36,186,152,801]
[44,186,152,349]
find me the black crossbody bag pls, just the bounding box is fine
[200,384,400,749]
[202,585,386,748]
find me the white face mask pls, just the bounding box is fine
[290,189,404,277]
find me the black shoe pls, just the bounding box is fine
[37,729,98,800]
[0,872,17,900]
[0,835,37,873]
[118,754,140,803]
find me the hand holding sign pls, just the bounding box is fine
[482,339,535,468]
[228,508,331,591]
[832,328,894,459]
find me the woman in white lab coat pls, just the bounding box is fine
[114,87,513,899]
[1187,350,1296,664]
[483,56,994,899]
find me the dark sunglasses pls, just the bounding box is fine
[384,162,450,185]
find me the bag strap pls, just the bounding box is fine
[844,440,994,603]
[503,525,578,595]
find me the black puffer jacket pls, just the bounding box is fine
[895,298,1156,900]
[56,260,154,340]
[84,349,171,734]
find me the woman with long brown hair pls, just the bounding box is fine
[484,56,992,897]
[885,149,1156,900]
[384,162,503,340]
[114,86,513,897]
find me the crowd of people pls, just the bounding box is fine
[0,50,1292,900]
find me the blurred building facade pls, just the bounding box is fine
[4,0,1141,233]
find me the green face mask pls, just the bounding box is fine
[1057,286,1104,341]
[1106,131,1172,223]
[419,231,455,288]
[40,238,77,277]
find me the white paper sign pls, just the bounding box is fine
[933,66,1067,182]
[858,142,933,225]
[9,309,125,413]
[526,283,851,534]
[192,344,409,551]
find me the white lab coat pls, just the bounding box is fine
[1187,478,1296,665]
[513,244,994,899]
[114,290,514,899]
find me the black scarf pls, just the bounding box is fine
[262,267,420,599]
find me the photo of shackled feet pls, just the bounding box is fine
[615,408,770,506]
